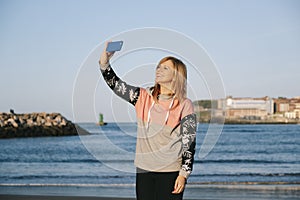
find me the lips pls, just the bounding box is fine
[155,75,162,83]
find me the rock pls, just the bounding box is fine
[19,118,25,125]
[7,118,18,128]
[44,121,52,126]
[54,115,62,123]
[0,120,4,127]
[60,119,67,126]
[26,119,34,126]
[36,116,42,125]
[0,112,89,138]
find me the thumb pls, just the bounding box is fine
[104,40,112,50]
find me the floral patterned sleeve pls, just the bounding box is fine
[179,113,197,179]
[100,64,140,106]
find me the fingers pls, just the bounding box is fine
[172,176,186,194]
[99,41,113,65]
[104,40,113,53]
[106,41,116,58]
[172,183,184,194]
[107,51,115,58]
[104,41,109,49]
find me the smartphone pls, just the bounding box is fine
[106,41,123,52]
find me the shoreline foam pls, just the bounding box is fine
[0,184,299,200]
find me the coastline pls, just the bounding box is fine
[0,183,299,200]
[223,118,300,124]
[198,118,300,124]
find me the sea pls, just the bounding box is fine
[0,123,299,187]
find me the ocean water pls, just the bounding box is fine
[0,123,299,186]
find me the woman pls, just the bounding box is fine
[99,42,197,200]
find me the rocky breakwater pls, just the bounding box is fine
[0,112,89,138]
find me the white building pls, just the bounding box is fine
[225,96,274,118]
[285,112,296,119]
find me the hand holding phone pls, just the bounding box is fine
[99,41,123,68]
[106,41,123,52]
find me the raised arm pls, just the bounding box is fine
[99,42,140,106]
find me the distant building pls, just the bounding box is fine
[296,110,300,119]
[224,96,273,119]
[274,98,290,113]
[285,111,296,119]
[193,96,300,122]
[274,97,300,119]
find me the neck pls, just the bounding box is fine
[160,85,174,95]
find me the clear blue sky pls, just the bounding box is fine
[0,0,299,122]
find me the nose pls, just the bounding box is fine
[156,70,162,76]
[156,67,162,74]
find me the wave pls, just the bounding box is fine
[194,159,300,164]
[222,129,264,133]
[1,182,299,190]
[187,182,300,191]
[1,172,298,181]
[0,158,102,163]
[0,183,135,187]
[192,172,300,177]
[0,174,135,180]
[1,158,298,165]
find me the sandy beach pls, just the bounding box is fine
[0,184,299,200]
[0,196,133,200]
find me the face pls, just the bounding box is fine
[155,60,175,86]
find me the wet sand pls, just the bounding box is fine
[0,184,299,200]
[0,196,133,200]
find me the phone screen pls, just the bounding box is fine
[106,41,123,52]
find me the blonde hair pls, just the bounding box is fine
[152,56,187,103]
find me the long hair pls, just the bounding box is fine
[152,56,187,103]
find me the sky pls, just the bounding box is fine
[0,0,299,122]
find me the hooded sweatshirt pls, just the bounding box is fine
[101,64,197,178]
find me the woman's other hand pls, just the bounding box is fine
[172,175,186,194]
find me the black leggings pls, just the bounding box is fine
[136,168,184,200]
